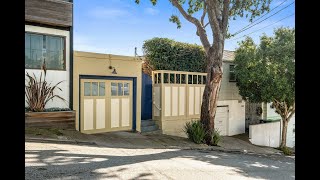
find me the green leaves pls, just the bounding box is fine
[184,120,206,144]
[169,15,182,29]
[187,0,203,15]
[229,0,272,22]
[143,37,206,72]
[135,0,157,5]
[234,27,295,107]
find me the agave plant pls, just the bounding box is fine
[25,61,66,112]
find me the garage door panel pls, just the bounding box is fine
[84,99,94,130]
[214,106,228,136]
[121,98,130,127]
[111,98,120,128]
[96,99,105,129]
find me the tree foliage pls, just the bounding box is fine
[234,27,295,106]
[234,27,295,148]
[143,37,206,73]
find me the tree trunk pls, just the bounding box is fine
[200,47,223,144]
[280,118,288,148]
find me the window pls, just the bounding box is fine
[84,82,91,96]
[92,82,98,96]
[84,82,105,96]
[229,64,236,82]
[111,82,130,96]
[111,83,117,96]
[25,32,65,70]
[99,82,105,96]
[124,83,130,95]
[118,83,123,96]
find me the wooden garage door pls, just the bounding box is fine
[214,106,228,136]
[80,79,133,133]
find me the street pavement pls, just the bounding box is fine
[25,141,295,180]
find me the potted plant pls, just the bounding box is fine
[25,61,75,129]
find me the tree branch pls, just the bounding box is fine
[171,0,211,52]
[206,0,221,39]
[204,22,210,28]
[287,108,295,121]
[221,0,230,34]
[273,100,285,120]
[287,103,295,121]
[201,0,207,26]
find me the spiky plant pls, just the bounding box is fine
[184,120,206,144]
[25,61,65,112]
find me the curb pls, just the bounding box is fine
[25,137,287,157]
[180,146,284,156]
[25,137,96,146]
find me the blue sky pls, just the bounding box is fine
[74,0,295,56]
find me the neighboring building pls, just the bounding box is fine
[216,50,246,136]
[25,0,73,109]
[148,50,246,137]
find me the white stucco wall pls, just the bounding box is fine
[218,100,245,136]
[249,121,281,148]
[25,25,70,108]
[264,102,295,148]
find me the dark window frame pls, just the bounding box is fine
[25,31,67,71]
[229,64,237,82]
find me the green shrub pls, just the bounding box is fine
[184,120,206,144]
[208,128,221,146]
[280,146,293,156]
[143,38,206,73]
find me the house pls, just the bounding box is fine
[25,0,73,109]
[143,50,246,137]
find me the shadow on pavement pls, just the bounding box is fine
[25,141,294,180]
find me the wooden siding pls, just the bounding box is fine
[25,111,75,129]
[25,0,73,27]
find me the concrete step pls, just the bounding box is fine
[141,124,159,133]
[140,129,162,135]
[141,119,156,127]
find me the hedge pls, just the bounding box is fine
[142,37,206,74]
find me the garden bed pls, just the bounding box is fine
[25,110,75,129]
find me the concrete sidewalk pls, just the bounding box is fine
[25,128,283,156]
